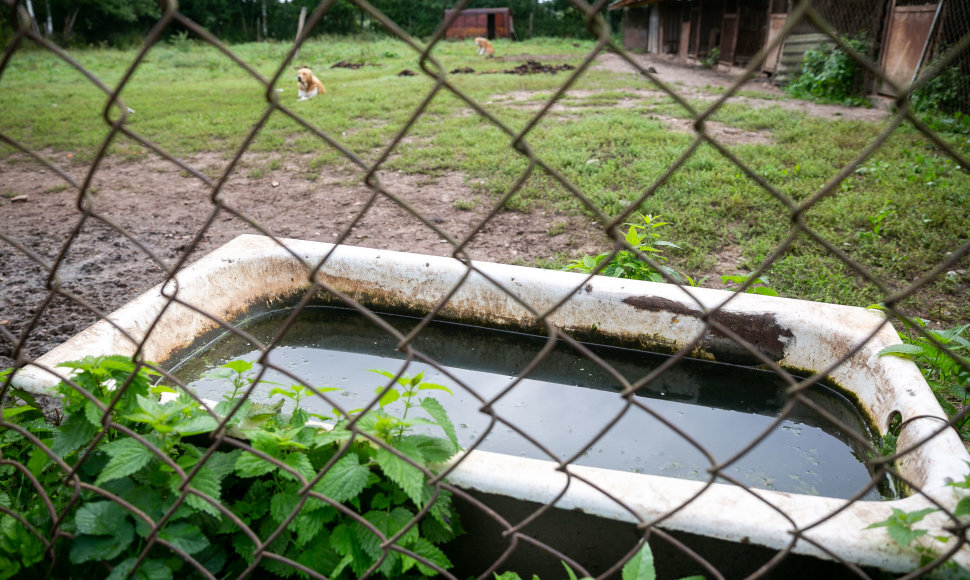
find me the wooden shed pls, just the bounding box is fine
[444,8,515,40]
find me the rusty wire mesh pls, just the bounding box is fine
[1,0,970,578]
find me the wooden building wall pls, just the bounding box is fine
[445,9,514,40]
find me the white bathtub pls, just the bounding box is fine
[13,234,970,573]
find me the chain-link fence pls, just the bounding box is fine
[2,0,970,578]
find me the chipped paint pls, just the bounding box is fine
[622,295,795,363]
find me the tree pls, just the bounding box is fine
[44,0,158,45]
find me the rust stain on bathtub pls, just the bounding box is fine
[622,295,794,361]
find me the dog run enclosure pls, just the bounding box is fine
[2,0,970,579]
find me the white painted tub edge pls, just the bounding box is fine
[11,234,970,572]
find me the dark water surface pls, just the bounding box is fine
[169,307,895,500]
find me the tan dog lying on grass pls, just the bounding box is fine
[474,37,494,57]
[296,66,326,100]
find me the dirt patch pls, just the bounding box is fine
[0,153,603,368]
[656,115,774,145]
[592,52,888,123]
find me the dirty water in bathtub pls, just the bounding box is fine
[168,306,897,500]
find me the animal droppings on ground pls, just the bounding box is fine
[331,60,369,69]
[448,61,577,76]
[504,61,576,75]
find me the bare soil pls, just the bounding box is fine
[0,52,886,370]
[0,151,606,368]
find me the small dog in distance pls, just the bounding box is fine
[296,66,326,100]
[474,37,494,58]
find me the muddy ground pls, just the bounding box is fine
[0,52,886,371]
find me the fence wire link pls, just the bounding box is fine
[1,0,970,578]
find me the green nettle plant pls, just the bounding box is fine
[864,465,970,576]
[565,214,698,285]
[873,313,970,439]
[912,58,966,115]
[719,273,779,297]
[0,355,463,578]
[700,46,720,70]
[786,37,869,107]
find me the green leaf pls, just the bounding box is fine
[242,399,284,425]
[203,449,241,480]
[0,556,20,580]
[96,438,157,485]
[355,508,419,562]
[203,367,236,381]
[269,387,296,400]
[417,382,453,395]
[622,542,656,580]
[172,413,218,436]
[270,490,302,524]
[281,451,316,482]
[235,451,278,478]
[106,557,174,580]
[564,561,580,580]
[353,511,407,574]
[26,445,51,477]
[0,514,44,567]
[407,536,452,576]
[180,466,224,519]
[70,526,135,563]
[295,542,341,578]
[134,394,165,420]
[84,399,105,428]
[404,434,458,463]
[159,522,209,555]
[887,524,928,548]
[221,359,253,374]
[0,405,35,421]
[314,452,371,503]
[370,369,399,382]
[291,408,310,428]
[247,429,282,456]
[293,508,336,547]
[420,398,459,451]
[865,507,938,548]
[330,523,369,577]
[877,344,925,358]
[375,445,426,507]
[377,387,401,408]
[314,426,353,448]
[75,501,130,536]
[10,388,38,408]
[953,497,970,518]
[330,553,354,579]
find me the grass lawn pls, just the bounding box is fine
[1,34,968,327]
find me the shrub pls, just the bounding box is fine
[0,356,462,578]
[786,37,869,107]
[912,59,968,115]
